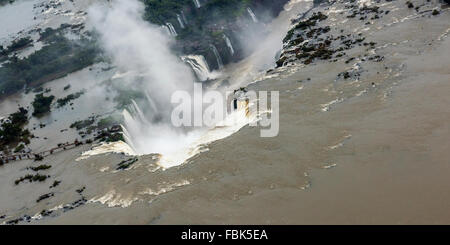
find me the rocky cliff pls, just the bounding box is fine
[143,0,290,70]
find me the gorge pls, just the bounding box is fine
[0,0,449,226]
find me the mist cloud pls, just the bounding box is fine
[88,0,195,114]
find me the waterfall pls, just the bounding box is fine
[210,44,224,70]
[92,0,226,169]
[130,99,149,124]
[193,0,201,8]
[122,109,140,152]
[120,124,137,152]
[247,7,258,23]
[166,22,177,36]
[144,90,159,114]
[181,55,213,81]
[223,34,235,56]
[177,14,185,29]
[181,11,188,25]
[161,25,171,36]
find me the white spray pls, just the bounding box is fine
[88,0,197,158]
[181,55,220,82]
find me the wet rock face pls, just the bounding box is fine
[145,0,290,70]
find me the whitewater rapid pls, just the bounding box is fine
[77,99,266,169]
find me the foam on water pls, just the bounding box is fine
[76,141,136,161]
[138,180,191,196]
[88,190,138,208]
[76,100,264,169]
[181,55,220,81]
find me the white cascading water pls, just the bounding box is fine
[130,99,149,124]
[161,25,171,36]
[144,90,159,114]
[210,44,224,70]
[86,0,204,166]
[223,34,235,56]
[177,14,185,29]
[181,55,219,82]
[117,89,259,169]
[247,7,258,23]
[193,0,201,8]
[81,0,263,169]
[181,11,188,25]
[166,22,177,36]
[121,95,202,166]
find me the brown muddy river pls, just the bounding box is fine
[1,0,449,224]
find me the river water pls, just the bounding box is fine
[1,0,450,224]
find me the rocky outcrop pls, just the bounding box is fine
[277,0,442,69]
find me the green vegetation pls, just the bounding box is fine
[8,108,28,125]
[76,186,85,194]
[294,12,327,30]
[38,27,60,41]
[1,37,33,54]
[0,27,100,96]
[95,131,124,143]
[34,154,44,161]
[113,89,145,109]
[30,164,52,171]
[32,87,44,93]
[283,12,328,45]
[0,0,14,6]
[406,1,414,8]
[105,133,124,142]
[142,0,286,68]
[143,0,253,25]
[0,0,287,100]
[97,115,120,129]
[283,29,295,43]
[279,12,339,67]
[56,90,85,108]
[143,0,191,24]
[70,118,95,130]
[13,143,24,153]
[50,180,61,188]
[70,114,123,142]
[116,157,138,170]
[32,93,55,117]
[0,107,30,150]
[14,173,49,185]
